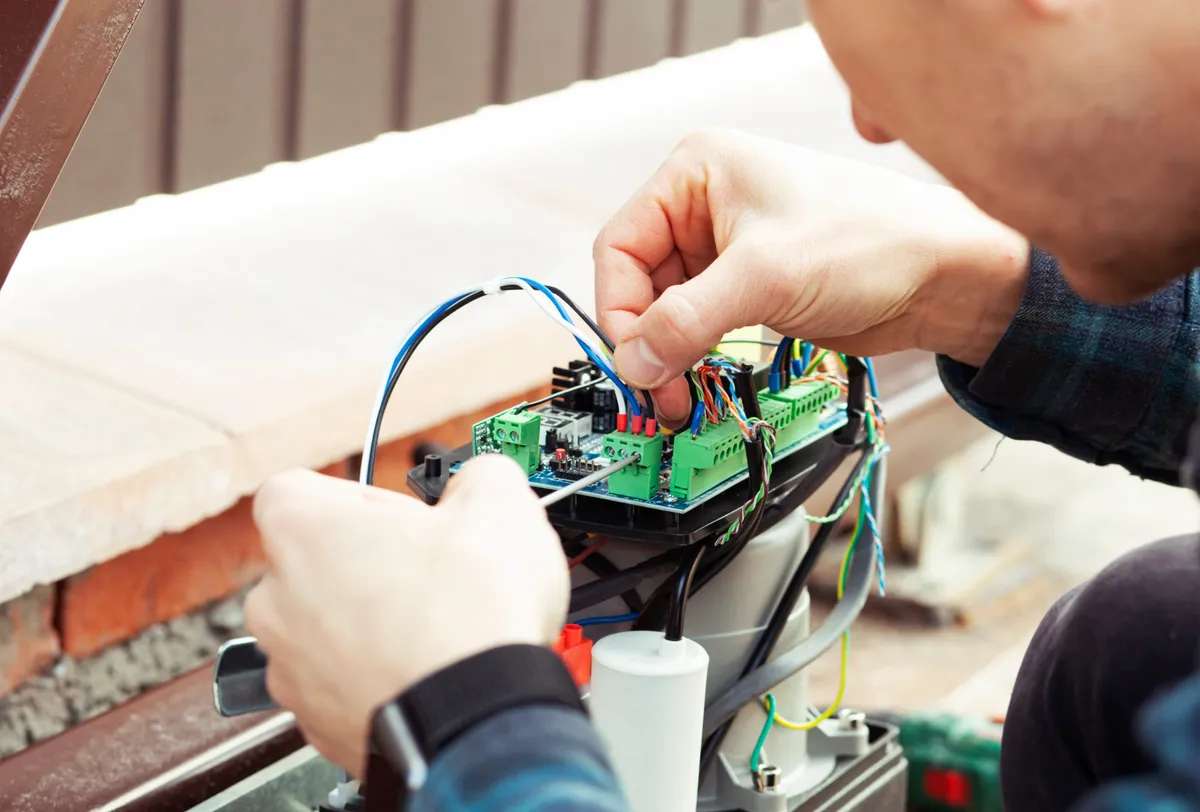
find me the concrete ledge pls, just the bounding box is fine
[0,25,940,604]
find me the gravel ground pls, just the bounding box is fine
[0,594,246,758]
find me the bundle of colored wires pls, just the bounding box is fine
[688,356,755,438]
[751,468,876,764]
[699,354,884,779]
[359,278,651,485]
[641,360,777,636]
[715,421,776,546]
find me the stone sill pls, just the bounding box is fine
[0,25,938,608]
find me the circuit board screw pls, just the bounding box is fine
[423,454,443,478]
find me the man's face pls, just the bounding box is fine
[806,0,1200,304]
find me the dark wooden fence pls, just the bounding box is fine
[36,0,804,227]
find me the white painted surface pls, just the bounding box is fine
[0,26,935,603]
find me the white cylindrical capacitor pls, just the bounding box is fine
[589,631,709,812]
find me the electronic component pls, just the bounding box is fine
[670,381,837,500]
[552,360,601,411]
[435,361,848,544]
[492,411,542,475]
[760,379,839,419]
[548,453,605,480]
[591,383,618,434]
[590,631,709,812]
[538,407,593,447]
[601,431,665,500]
[551,624,594,687]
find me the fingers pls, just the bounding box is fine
[253,469,422,568]
[441,453,541,511]
[594,141,720,348]
[611,244,766,390]
[649,378,694,427]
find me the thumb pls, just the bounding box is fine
[612,246,764,388]
[441,453,540,511]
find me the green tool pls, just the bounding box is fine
[889,712,1004,812]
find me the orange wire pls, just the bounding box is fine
[568,537,609,570]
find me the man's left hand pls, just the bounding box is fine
[243,455,570,775]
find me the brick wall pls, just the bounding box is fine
[0,385,547,709]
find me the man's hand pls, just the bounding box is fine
[243,455,569,775]
[594,128,1032,423]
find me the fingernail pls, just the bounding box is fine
[615,338,666,387]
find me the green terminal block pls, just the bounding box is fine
[670,419,749,500]
[492,411,542,475]
[670,380,840,501]
[760,379,840,421]
[600,431,664,501]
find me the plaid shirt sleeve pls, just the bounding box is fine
[937,249,1200,484]
[1072,671,1200,812]
[412,706,630,812]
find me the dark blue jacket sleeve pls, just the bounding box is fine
[938,249,1200,484]
[412,706,629,812]
[1072,671,1200,811]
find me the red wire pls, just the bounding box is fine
[568,537,609,570]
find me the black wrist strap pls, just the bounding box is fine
[364,644,585,811]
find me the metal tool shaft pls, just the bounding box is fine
[539,453,641,508]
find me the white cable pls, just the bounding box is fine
[360,284,482,483]
[361,279,633,484]
[494,277,628,417]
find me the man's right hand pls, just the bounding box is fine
[593,128,1031,424]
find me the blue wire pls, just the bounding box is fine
[801,342,812,371]
[690,400,705,435]
[515,277,640,416]
[772,338,792,376]
[390,282,639,417]
[861,481,886,597]
[864,357,880,400]
[388,295,468,379]
[514,279,631,403]
[859,442,890,597]
[574,613,638,627]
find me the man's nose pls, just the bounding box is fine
[851,100,896,145]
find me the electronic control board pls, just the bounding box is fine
[407,358,854,545]
[457,406,846,514]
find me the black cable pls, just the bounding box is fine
[732,364,762,421]
[835,356,868,445]
[561,538,644,613]
[697,448,872,781]
[743,451,870,672]
[517,378,604,412]
[665,543,707,641]
[568,549,686,613]
[686,435,768,590]
[633,432,769,631]
[703,461,884,737]
[547,285,655,421]
[779,337,794,388]
[766,441,855,519]
[366,291,485,485]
